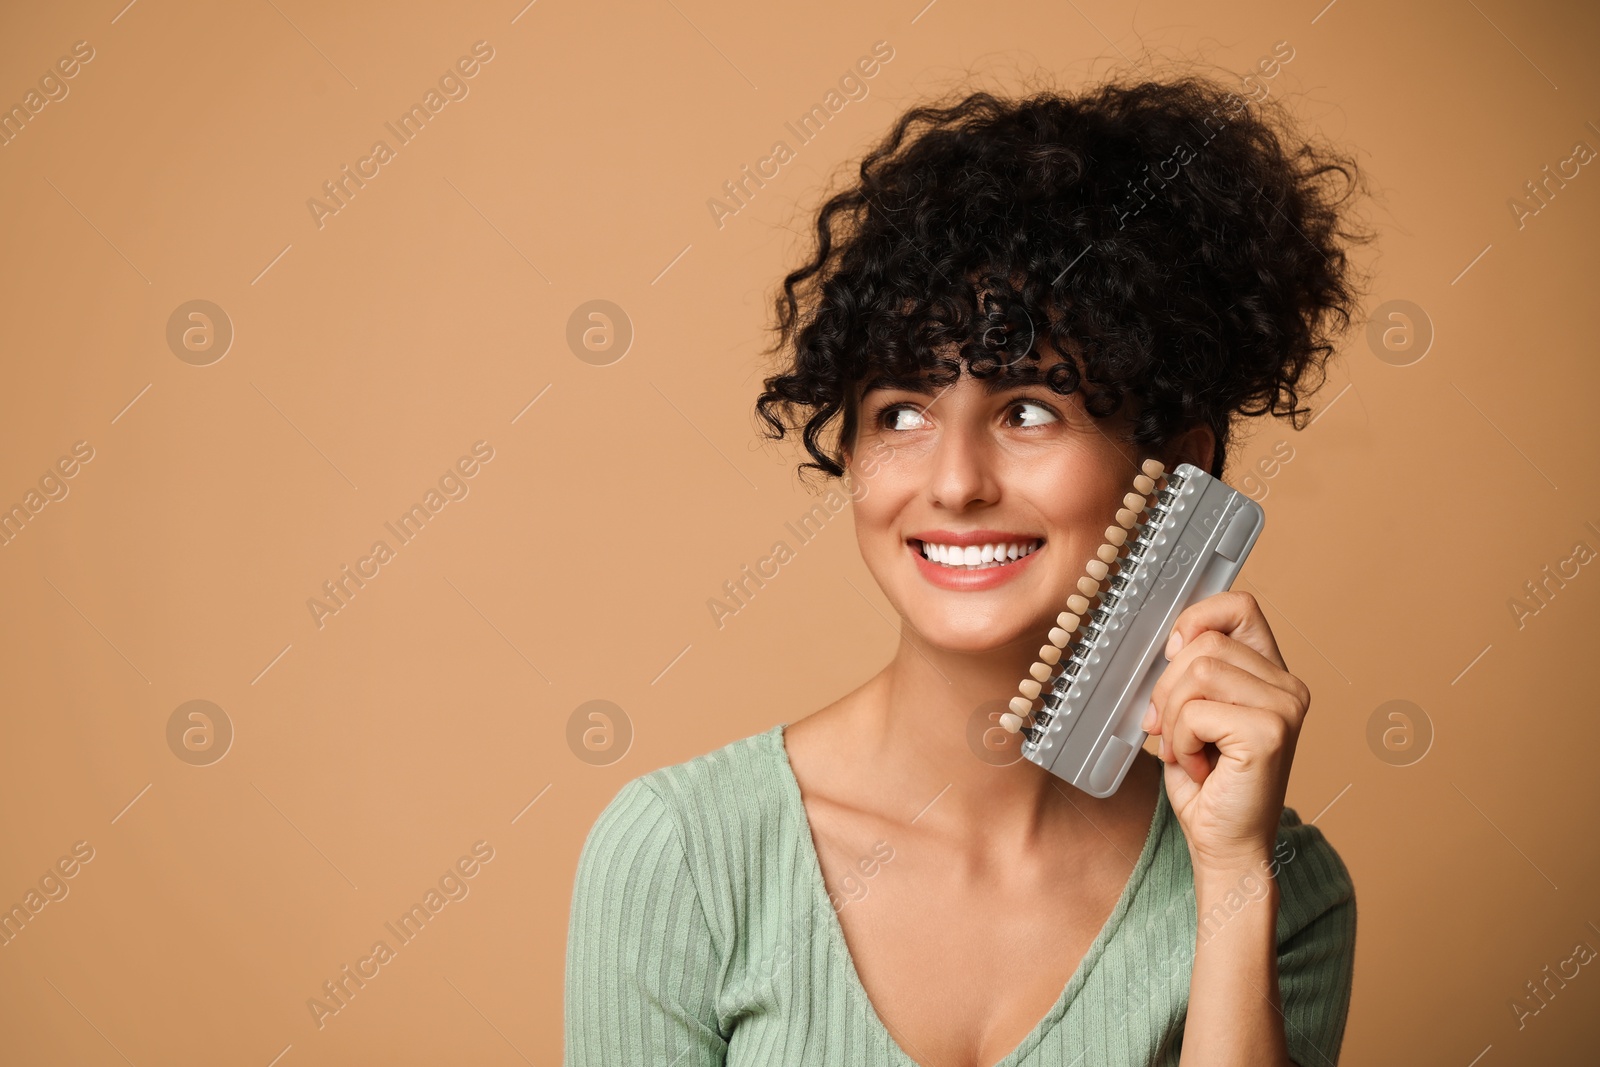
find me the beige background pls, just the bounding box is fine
[1,0,1596,1063]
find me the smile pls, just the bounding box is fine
[906,531,1047,591]
[914,538,1043,569]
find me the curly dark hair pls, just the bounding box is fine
[754,72,1373,481]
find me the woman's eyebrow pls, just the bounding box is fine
[859,372,1042,397]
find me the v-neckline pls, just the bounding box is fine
[770,722,1170,1067]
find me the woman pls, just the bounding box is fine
[565,72,1368,1067]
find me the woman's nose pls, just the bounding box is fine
[926,421,999,510]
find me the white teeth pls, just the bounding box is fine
[917,539,1042,569]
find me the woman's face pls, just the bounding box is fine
[843,353,1151,655]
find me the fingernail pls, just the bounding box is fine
[1165,629,1183,660]
[1158,735,1167,760]
[1141,699,1156,732]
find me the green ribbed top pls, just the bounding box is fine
[564,724,1356,1066]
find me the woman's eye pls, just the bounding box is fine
[880,405,928,431]
[1008,401,1059,428]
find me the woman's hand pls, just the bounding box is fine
[1139,589,1309,875]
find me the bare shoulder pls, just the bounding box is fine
[781,676,881,791]
[781,681,903,857]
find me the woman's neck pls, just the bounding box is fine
[842,626,1116,851]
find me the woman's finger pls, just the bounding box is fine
[1149,652,1306,741]
[1164,697,1292,786]
[1149,627,1304,724]
[1165,589,1287,671]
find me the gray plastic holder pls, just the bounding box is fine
[1020,463,1265,797]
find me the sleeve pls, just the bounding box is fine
[564,776,729,1067]
[1274,817,1357,1067]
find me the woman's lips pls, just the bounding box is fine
[908,538,1044,591]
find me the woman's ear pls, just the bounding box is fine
[1165,423,1216,474]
